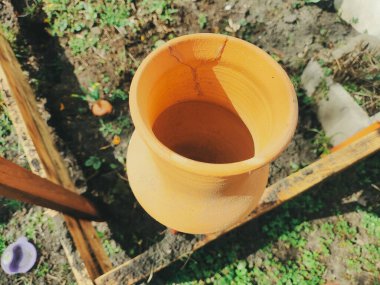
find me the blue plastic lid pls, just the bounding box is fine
[1,237,37,275]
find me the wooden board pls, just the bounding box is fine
[0,157,100,220]
[0,34,112,282]
[95,128,380,285]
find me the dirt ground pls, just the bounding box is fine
[0,0,378,284]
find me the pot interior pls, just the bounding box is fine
[152,100,254,164]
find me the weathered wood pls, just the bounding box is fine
[79,220,113,273]
[61,240,94,285]
[0,34,111,281]
[95,128,380,285]
[0,157,101,220]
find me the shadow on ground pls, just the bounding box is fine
[157,152,380,283]
[10,1,165,258]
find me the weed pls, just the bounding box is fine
[141,0,178,24]
[351,17,359,24]
[291,74,315,106]
[103,239,121,257]
[343,82,379,112]
[99,116,130,138]
[2,200,23,213]
[0,92,21,158]
[360,211,380,239]
[330,42,379,115]
[100,2,134,28]
[109,89,128,102]
[198,14,208,29]
[0,23,17,44]
[309,128,332,156]
[72,82,101,102]
[270,53,281,62]
[322,66,333,77]
[22,0,43,17]
[319,28,327,36]
[316,77,329,100]
[43,0,134,54]
[318,58,333,77]
[0,112,17,155]
[96,230,105,239]
[35,262,50,278]
[25,210,45,242]
[292,2,303,9]
[290,161,308,173]
[335,219,357,239]
[73,82,127,104]
[85,155,104,170]
[68,34,100,55]
[0,226,5,255]
[153,39,166,49]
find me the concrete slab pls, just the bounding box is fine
[334,0,380,39]
[300,60,324,97]
[301,61,371,146]
[317,83,371,145]
[370,112,380,124]
[331,34,380,60]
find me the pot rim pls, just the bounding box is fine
[130,33,298,177]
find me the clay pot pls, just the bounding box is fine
[127,34,297,234]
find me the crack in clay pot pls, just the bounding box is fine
[127,34,297,234]
[168,36,228,97]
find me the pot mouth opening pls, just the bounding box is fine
[130,33,298,176]
[152,100,255,164]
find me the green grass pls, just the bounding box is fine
[0,93,15,156]
[198,14,208,29]
[85,155,105,171]
[72,82,128,103]
[35,262,50,278]
[159,153,380,284]
[0,111,17,156]
[291,74,315,107]
[0,92,27,165]
[310,128,332,156]
[0,23,17,44]
[43,0,135,54]
[99,116,130,138]
[22,0,43,17]
[0,224,6,256]
[141,0,178,24]
[102,238,122,257]
[0,199,25,256]
[0,94,28,257]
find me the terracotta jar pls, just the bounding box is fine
[127,34,298,234]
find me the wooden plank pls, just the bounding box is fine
[79,220,113,273]
[330,122,380,153]
[0,34,112,281]
[95,128,380,285]
[61,240,94,285]
[0,157,101,220]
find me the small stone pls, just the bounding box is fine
[91,27,102,36]
[284,14,298,24]
[224,3,234,11]
[154,40,166,48]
